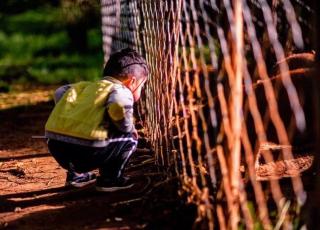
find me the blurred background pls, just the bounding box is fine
[0,0,103,93]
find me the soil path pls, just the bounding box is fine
[0,89,191,230]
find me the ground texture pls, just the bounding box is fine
[0,88,195,230]
[0,87,316,229]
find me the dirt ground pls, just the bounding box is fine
[0,88,196,230]
[0,87,316,229]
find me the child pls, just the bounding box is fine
[45,48,149,192]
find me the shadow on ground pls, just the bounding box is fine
[0,97,197,230]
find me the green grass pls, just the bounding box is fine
[0,8,64,35]
[28,67,102,84]
[0,3,103,87]
[178,42,221,67]
[0,32,68,61]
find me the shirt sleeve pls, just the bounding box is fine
[106,86,135,133]
[54,85,71,104]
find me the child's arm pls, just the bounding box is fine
[54,85,71,104]
[106,87,136,134]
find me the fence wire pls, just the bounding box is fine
[101,0,316,229]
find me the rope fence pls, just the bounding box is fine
[101,0,316,228]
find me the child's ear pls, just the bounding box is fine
[130,76,137,85]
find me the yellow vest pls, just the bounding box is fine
[45,80,114,140]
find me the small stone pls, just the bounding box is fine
[14,207,22,212]
[114,217,123,222]
[106,218,111,222]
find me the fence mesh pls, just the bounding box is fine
[101,0,316,228]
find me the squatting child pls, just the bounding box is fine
[45,48,148,192]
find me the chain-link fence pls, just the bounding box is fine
[101,0,317,229]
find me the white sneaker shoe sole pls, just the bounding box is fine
[95,183,134,192]
[65,178,96,188]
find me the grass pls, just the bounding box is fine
[0,1,103,89]
[0,8,64,35]
[0,32,68,60]
[178,42,221,68]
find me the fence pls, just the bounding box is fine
[101,0,316,229]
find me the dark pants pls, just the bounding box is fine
[47,133,137,180]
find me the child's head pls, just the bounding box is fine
[103,48,149,102]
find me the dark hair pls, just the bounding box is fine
[103,48,149,79]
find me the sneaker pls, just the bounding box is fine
[65,172,97,188]
[95,176,134,192]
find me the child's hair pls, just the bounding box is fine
[103,48,149,80]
